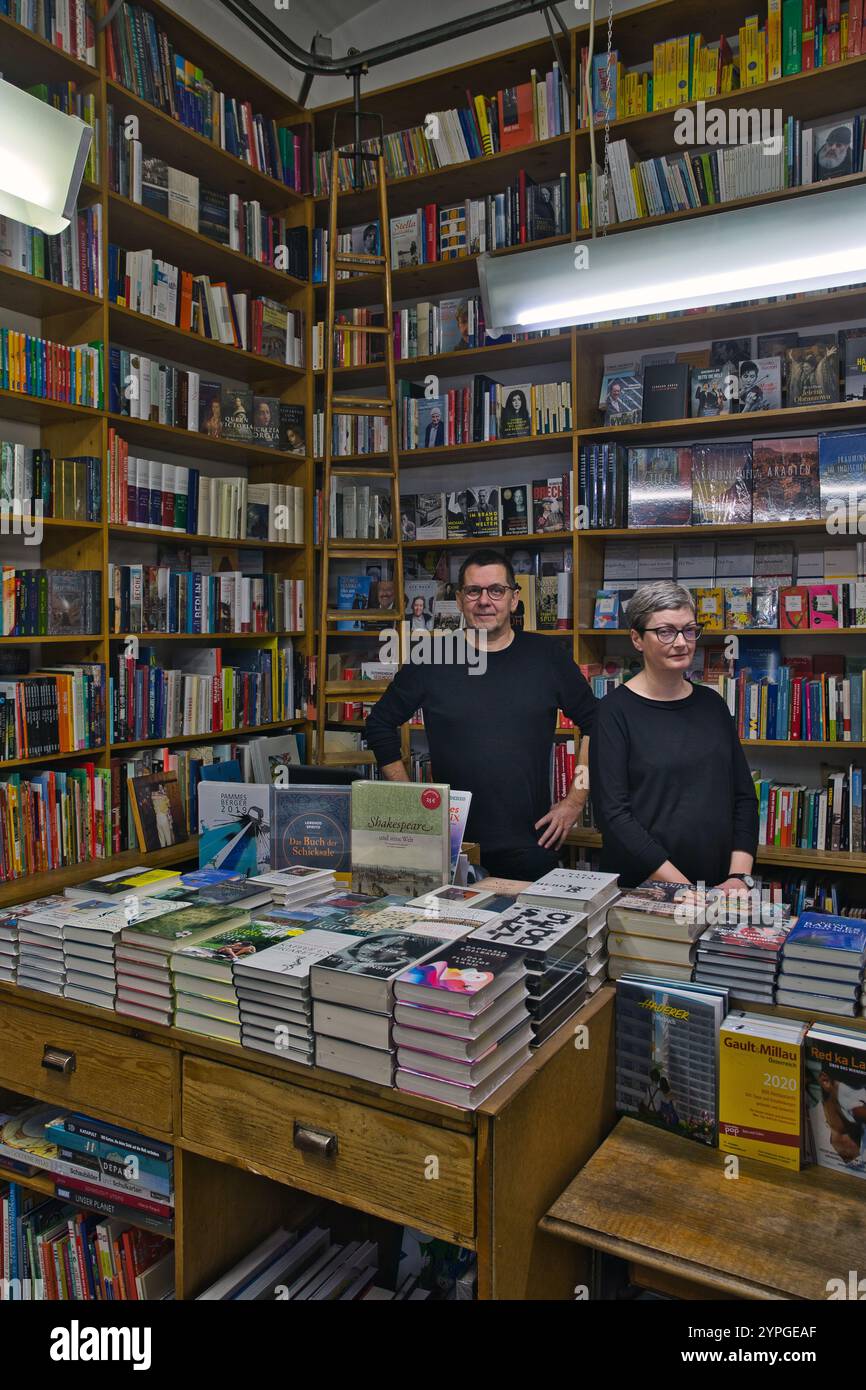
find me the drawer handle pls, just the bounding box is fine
[293,1122,337,1158]
[42,1046,76,1075]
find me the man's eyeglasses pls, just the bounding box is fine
[642,624,703,644]
[459,584,516,601]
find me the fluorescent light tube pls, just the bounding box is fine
[478,182,866,333]
[0,77,93,235]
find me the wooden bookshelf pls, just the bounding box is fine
[108,303,305,384]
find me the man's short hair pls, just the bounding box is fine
[626,581,696,633]
[458,549,517,589]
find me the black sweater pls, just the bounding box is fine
[364,633,596,853]
[589,681,759,889]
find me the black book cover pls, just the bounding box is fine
[641,362,690,422]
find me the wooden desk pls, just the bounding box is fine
[0,980,617,1300]
[541,1116,866,1301]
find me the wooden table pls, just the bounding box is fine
[540,1116,866,1300]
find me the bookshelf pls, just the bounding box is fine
[0,0,317,899]
[309,0,866,878]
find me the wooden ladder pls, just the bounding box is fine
[315,118,407,768]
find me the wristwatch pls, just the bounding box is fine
[730,874,756,889]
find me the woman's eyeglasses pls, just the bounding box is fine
[643,624,703,644]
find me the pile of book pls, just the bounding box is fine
[776,910,866,1017]
[692,910,792,1004]
[250,867,337,910]
[516,868,620,1034]
[607,881,702,983]
[234,927,360,1063]
[116,902,255,1025]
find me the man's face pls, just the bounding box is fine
[457,563,517,639]
[376,580,395,608]
[430,408,441,424]
[819,137,849,169]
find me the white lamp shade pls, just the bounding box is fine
[478,181,866,333]
[0,77,93,235]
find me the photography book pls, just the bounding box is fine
[128,772,187,852]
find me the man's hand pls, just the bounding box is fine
[535,799,580,851]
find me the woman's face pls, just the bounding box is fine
[412,597,425,616]
[633,606,696,679]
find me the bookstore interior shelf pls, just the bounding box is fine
[0,1163,55,1201]
[578,628,866,638]
[109,631,305,641]
[107,524,305,550]
[0,746,108,773]
[111,720,306,752]
[0,11,98,83]
[398,432,573,468]
[0,392,103,426]
[107,194,308,299]
[403,530,573,550]
[576,399,866,443]
[319,334,573,390]
[108,304,306,385]
[106,414,309,467]
[0,264,103,318]
[579,519,837,541]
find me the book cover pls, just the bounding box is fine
[313,930,445,984]
[198,381,222,437]
[198,782,271,875]
[710,338,752,373]
[752,437,820,522]
[445,490,471,539]
[396,938,521,996]
[641,362,690,422]
[350,782,450,898]
[250,396,279,449]
[128,772,187,852]
[418,397,446,448]
[220,387,253,442]
[279,404,306,455]
[234,927,360,982]
[415,492,446,540]
[844,334,866,402]
[819,430,866,520]
[468,904,586,964]
[626,447,692,527]
[531,478,566,532]
[439,297,471,353]
[400,494,417,541]
[594,590,620,629]
[600,369,642,425]
[785,911,866,960]
[813,119,855,180]
[500,485,530,535]
[498,386,533,439]
[719,1016,806,1170]
[691,444,752,525]
[390,212,421,269]
[122,904,249,950]
[271,785,351,874]
[467,486,500,536]
[738,357,782,413]
[336,575,372,630]
[690,366,736,417]
[786,336,839,407]
[805,1024,866,1178]
[779,585,809,629]
[808,583,840,629]
[174,920,304,967]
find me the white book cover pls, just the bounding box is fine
[235,929,359,983]
[519,868,620,906]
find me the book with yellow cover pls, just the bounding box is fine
[719,1012,808,1170]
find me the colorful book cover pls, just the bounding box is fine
[500,484,530,535]
[818,430,866,520]
[128,772,187,852]
[808,583,840,629]
[600,369,642,425]
[198,782,271,875]
[724,585,753,629]
[691,444,752,524]
[626,447,692,526]
[122,905,249,949]
[785,911,866,959]
[271,785,351,875]
[397,938,519,995]
[718,1017,806,1170]
[690,365,736,417]
[173,920,305,966]
[350,782,450,898]
[843,334,866,402]
[752,437,820,522]
[805,1025,866,1179]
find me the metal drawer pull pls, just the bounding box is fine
[42,1046,76,1075]
[293,1122,337,1158]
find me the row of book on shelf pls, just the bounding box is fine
[398,377,572,450]
[595,579,866,630]
[0,333,102,407]
[326,297,557,367]
[0,203,102,295]
[598,328,865,427]
[579,430,866,529]
[0,444,100,522]
[105,2,311,189]
[107,434,305,541]
[398,476,570,541]
[312,62,570,195]
[1,0,97,64]
[578,9,865,129]
[106,564,303,635]
[582,111,866,232]
[107,110,309,278]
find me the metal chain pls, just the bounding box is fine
[602,0,613,235]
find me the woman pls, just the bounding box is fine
[589,580,758,890]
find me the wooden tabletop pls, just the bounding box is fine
[540,1116,866,1300]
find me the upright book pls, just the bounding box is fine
[350,782,450,898]
[271,786,351,875]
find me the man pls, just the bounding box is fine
[365,550,596,880]
[424,406,445,447]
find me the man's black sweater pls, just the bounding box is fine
[589,681,759,888]
[364,632,596,853]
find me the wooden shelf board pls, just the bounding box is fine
[112,720,304,751]
[0,1162,56,1198]
[0,634,101,645]
[0,745,106,771]
[577,398,866,444]
[0,264,102,318]
[0,838,199,911]
[0,12,98,84]
[108,524,303,551]
[319,333,573,389]
[399,431,572,467]
[109,303,304,386]
[578,519,834,540]
[106,81,305,211]
[0,389,102,426]
[109,631,302,641]
[107,193,308,300]
[402,529,573,549]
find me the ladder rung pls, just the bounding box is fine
[334,323,390,335]
[320,749,377,765]
[334,254,387,269]
[324,680,390,696]
[325,609,399,623]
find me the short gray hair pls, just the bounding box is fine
[626,581,696,633]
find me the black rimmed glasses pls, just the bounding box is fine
[459,584,517,601]
[642,623,703,644]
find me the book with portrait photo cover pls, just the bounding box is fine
[785,336,839,407]
[128,773,187,853]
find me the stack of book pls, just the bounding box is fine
[44,1110,175,1239]
[234,928,362,1064]
[606,882,705,982]
[311,932,451,1085]
[518,868,620,916]
[467,904,589,1046]
[586,906,610,995]
[776,911,866,1017]
[0,910,19,982]
[692,915,792,1003]
[250,868,337,910]
[171,916,311,1045]
[393,939,530,1106]
[55,897,183,1010]
[115,905,251,1025]
[16,909,67,997]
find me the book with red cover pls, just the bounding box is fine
[779,585,809,629]
[497,83,535,150]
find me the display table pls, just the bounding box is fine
[0,980,617,1299]
[541,1115,866,1300]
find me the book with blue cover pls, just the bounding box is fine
[271,785,351,874]
[818,430,866,520]
[784,912,866,966]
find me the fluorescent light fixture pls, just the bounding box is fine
[0,77,93,235]
[478,182,866,333]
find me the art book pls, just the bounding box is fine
[198,782,270,876]
[120,904,250,951]
[271,785,351,875]
[128,773,187,852]
[785,336,839,407]
[626,447,692,527]
[599,368,642,425]
[690,366,736,417]
[818,430,866,520]
[751,437,820,523]
[690,444,752,525]
[350,782,450,898]
[737,357,782,413]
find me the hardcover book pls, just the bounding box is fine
[599,369,642,425]
[626,447,692,527]
[818,430,866,520]
[719,1012,807,1169]
[310,931,448,1012]
[128,772,187,853]
[805,1023,866,1180]
[279,404,306,455]
[271,785,351,875]
[844,334,866,402]
[691,444,752,525]
[220,387,253,442]
[738,357,782,413]
[198,782,271,876]
[415,492,446,540]
[350,782,450,898]
[199,381,222,437]
[690,366,736,417]
[250,396,279,449]
[393,937,525,1009]
[499,386,533,439]
[785,337,839,407]
[173,920,304,979]
[641,362,689,422]
[121,904,250,951]
[531,478,566,532]
[752,437,821,522]
[468,904,586,968]
[500,485,530,535]
[467,486,500,536]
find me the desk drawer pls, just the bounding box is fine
[0,1001,173,1134]
[182,1057,475,1244]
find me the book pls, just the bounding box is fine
[626,448,692,526]
[786,336,839,407]
[690,365,736,417]
[813,118,856,180]
[751,437,820,522]
[498,386,533,439]
[220,386,253,442]
[738,357,782,413]
[600,369,642,425]
[783,911,866,967]
[594,590,620,628]
[198,782,271,875]
[519,868,620,912]
[844,334,866,402]
[691,444,752,525]
[819,430,866,521]
[350,782,450,898]
[250,395,279,449]
[121,904,250,952]
[279,405,306,455]
[271,786,351,875]
[310,931,449,1012]
[804,1022,866,1179]
[393,938,526,1013]
[719,1011,808,1170]
[65,869,183,902]
[531,478,566,532]
[641,362,690,422]
[235,928,360,988]
[500,485,530,535]
[468,904,587,970]
[128,772,186,852]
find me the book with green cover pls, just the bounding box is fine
[171,920,306,984]
[350,782,450,899]
[120,905,250,952]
